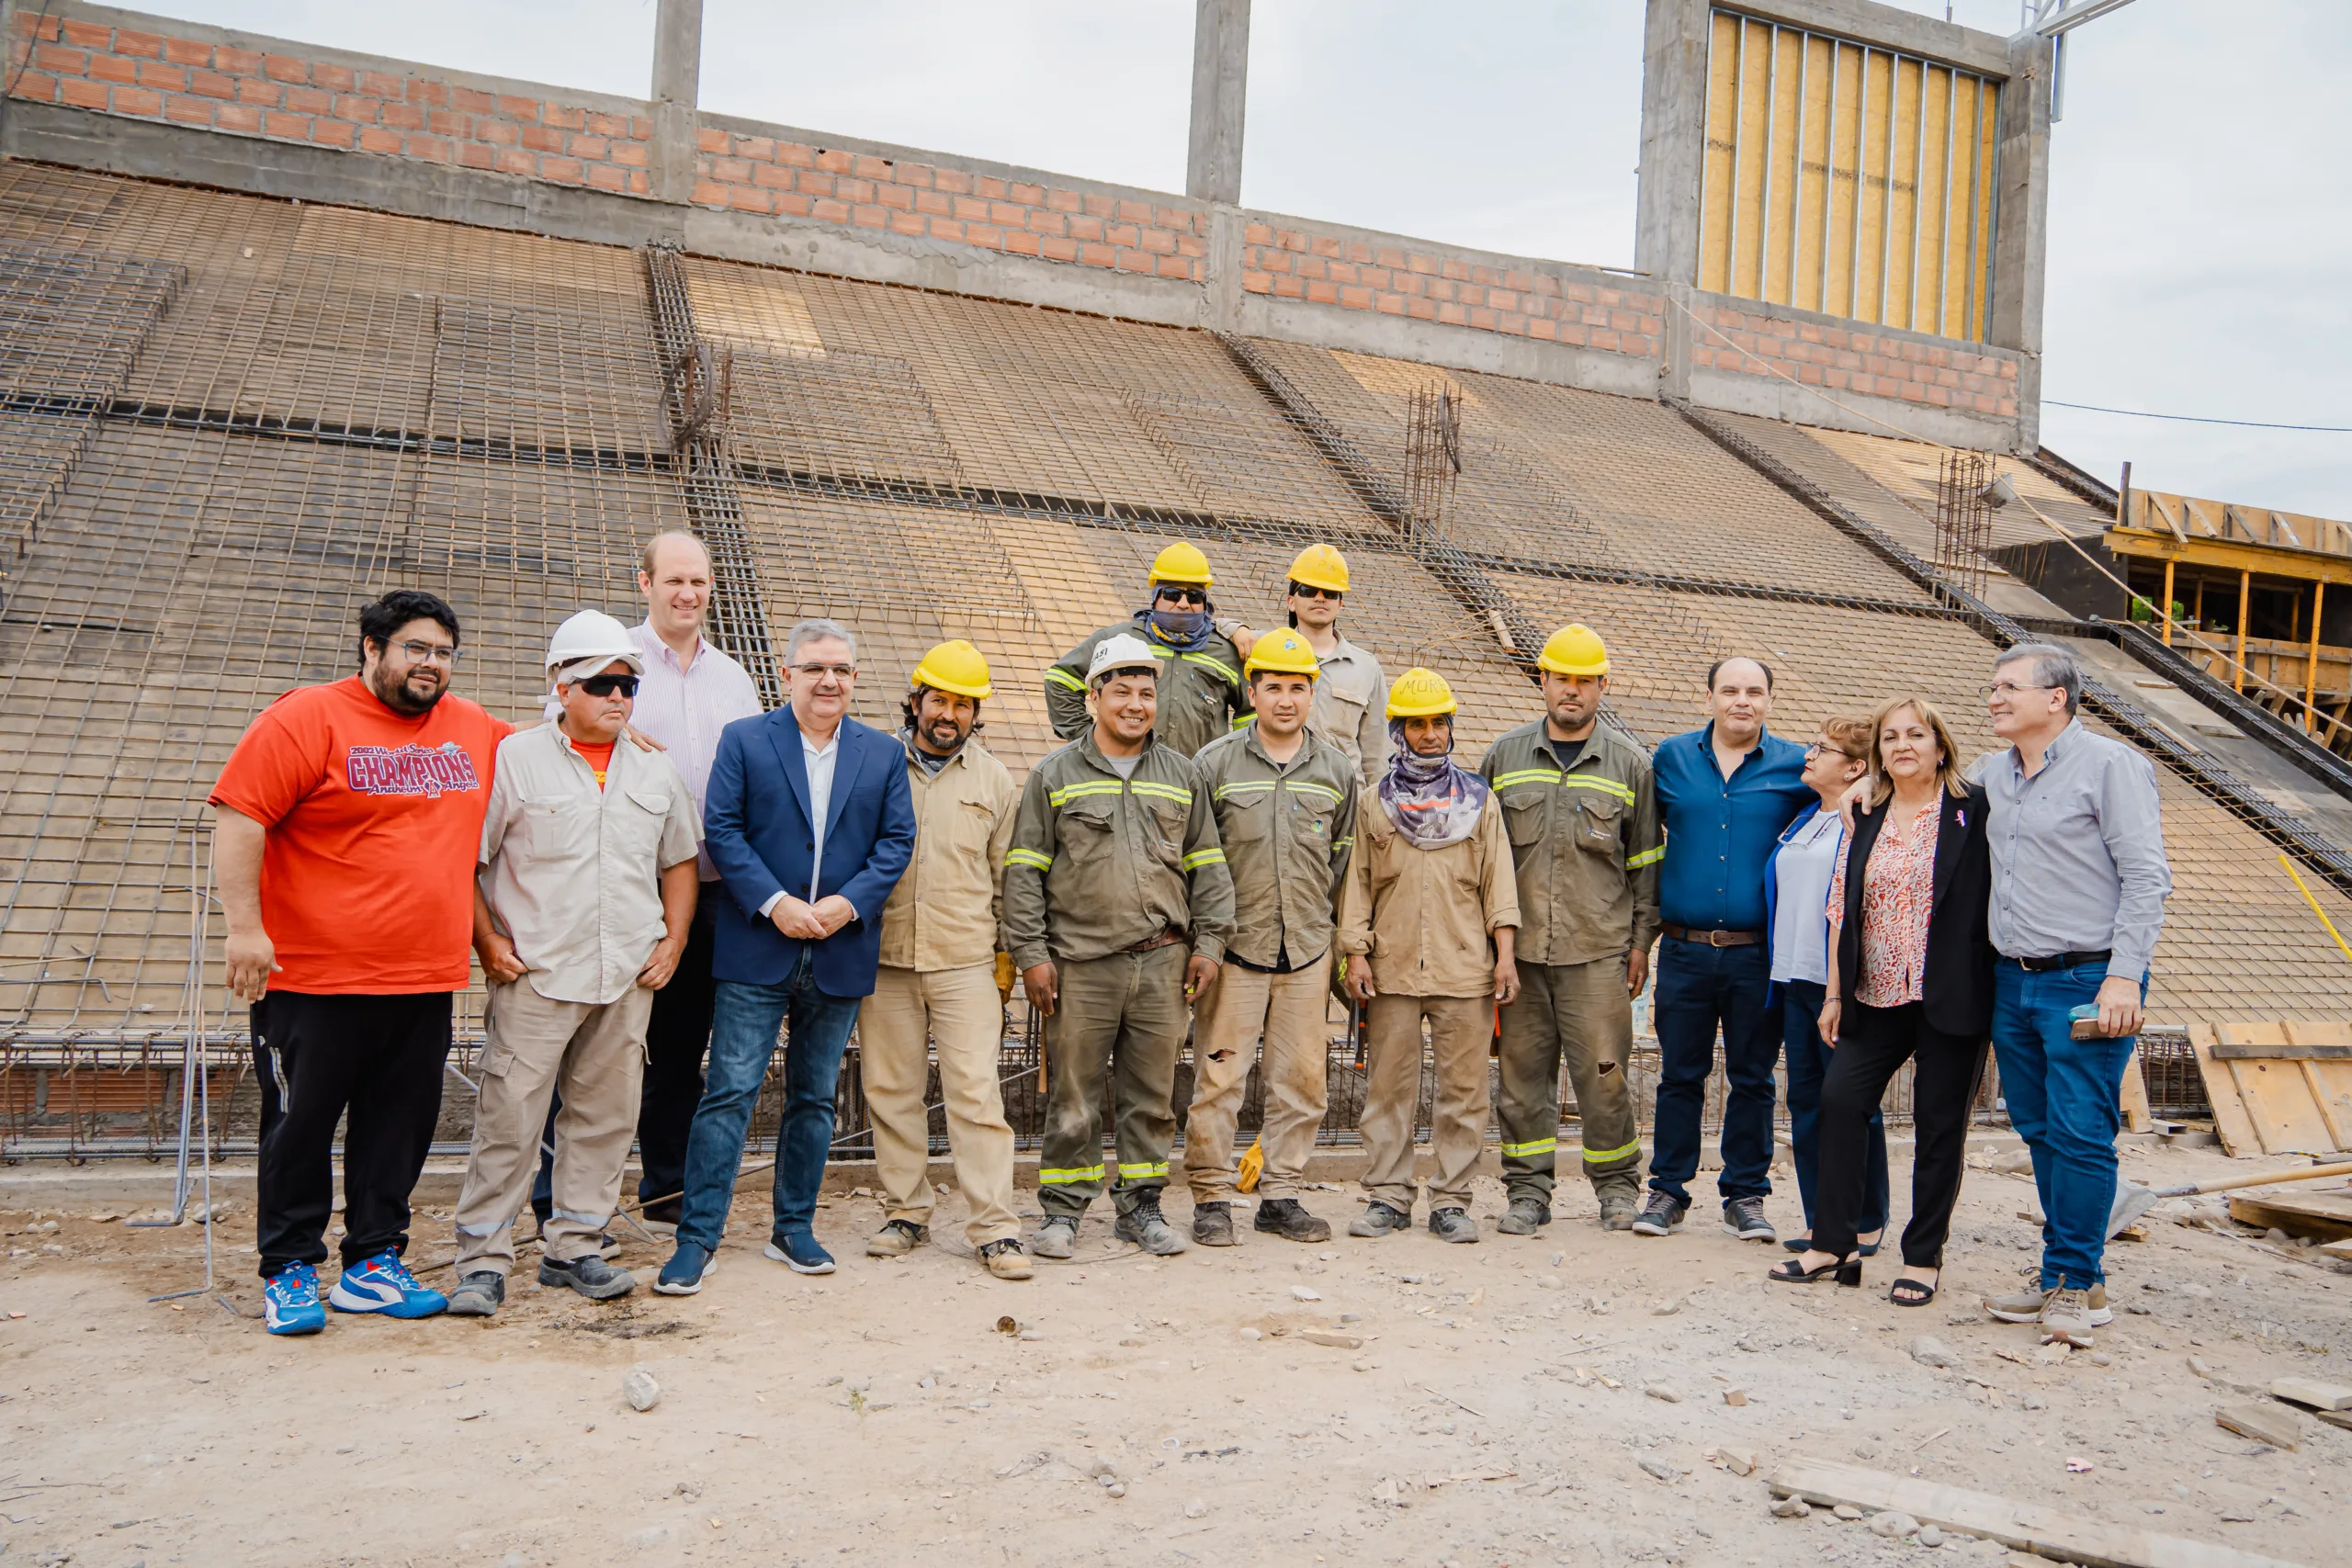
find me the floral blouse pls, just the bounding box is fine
[1826,797,1940,1008]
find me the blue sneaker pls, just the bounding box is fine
[654,1241,717,1296]
[328,1250,447,1318]
[765,1231,835,1276]
[262,1262,326,1337]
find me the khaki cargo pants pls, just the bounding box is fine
[453,980,651,1274]
[1183,951,1332,1203]
[1359,992,1492,1215]
[1497,956,1642,1204]
[1037,944,1188,1221]
[858,963,1021,1248]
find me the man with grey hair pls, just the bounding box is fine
[1971,640,2170,1348]
[658,617,917,1293]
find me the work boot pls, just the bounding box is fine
[1427,1207,1479,1245]
[1114,1197,1188,1256]
[1984,1268,2110,1325]
[537,1253,636,1302]
[1192,1201,1238,1247]
[1031,1216,1078,1259]
[1348,1201,1411,1237]
[2041,1284,2098,1348]
[866,1220,928,1258]
[978,1239,1034,1280]
[1598,1191,1638,1232]
[1722,1196,1776,1243]
[1630,1191,1688,1236]
[447,1270,505,1318]
[1252,1198,1331,1244]
[1496,1196,1551,1235]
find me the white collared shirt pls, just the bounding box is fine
[757,722,848,919]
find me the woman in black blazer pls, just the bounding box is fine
[1770,694,1992,1305]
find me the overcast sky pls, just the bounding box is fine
[156,0,2352,517]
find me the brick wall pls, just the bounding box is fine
[6,9,653,195]
[1689,299,2019,419]
[1243,221,1665,360]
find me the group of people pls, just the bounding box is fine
[208,533,2170,1355]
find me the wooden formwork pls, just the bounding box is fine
[2190,1019,2352,1156]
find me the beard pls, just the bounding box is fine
[370,664,445,716]
[921,717,969,751]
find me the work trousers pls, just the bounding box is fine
[1814,999,1988,1269]
[1497,956,1640,1203]
[455,982,651,1273]
[858,962,1021,1247]
[251,990,451,1280]
[1780,978,1887,1239]
[1993,959,2140,1288]
[1359,992,1491,1215]
[1649,938,1780,1205]
[677,951,865,1251]
[1037,945,1189,1221]
[1183,952,1333,1204]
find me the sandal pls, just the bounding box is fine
[1787,1235,1883,1258]
[1769,1255,1860,1287]
[1888,1275,1939,1307]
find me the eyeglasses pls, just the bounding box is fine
[577,673,639,698]
[1156,587,1208,606]
[1803,742,1862,761]
[793,662,856,681]
[1978,681,2051,700]
[1288,584,1342,602]
[393,640,460,665]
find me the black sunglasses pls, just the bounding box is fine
[1156,586,1208,606]
[577,673,639,698]
[1288,584,1342,601]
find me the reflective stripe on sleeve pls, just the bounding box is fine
[1625,846,1665,869]
[1046,666,1088,691]
[1004,848,1055,871]
[1180,846,1227,871]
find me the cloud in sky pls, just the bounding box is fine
[141,0,2352,515]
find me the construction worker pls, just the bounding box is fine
[1218,543,1391,786]
[1184,628,1359,1246]
[1479,625,1661,1235]
[1004,633,1236,1258]
[1046,541,1244,758]
[857,640,1032,1281]
[1338,668,1521,1244]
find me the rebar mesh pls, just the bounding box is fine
[1936,449,1995,599]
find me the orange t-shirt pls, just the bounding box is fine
[572,739,616,789]
[209,677,514,995]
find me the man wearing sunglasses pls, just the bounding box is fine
[1216,544,1391,787]
[447,612,703,1315]
[1045,541,1245,758]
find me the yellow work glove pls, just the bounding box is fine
[1236,1137,1264,1194]
[995,951,1016,1002]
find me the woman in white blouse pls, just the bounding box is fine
[1761,716,1883,1259]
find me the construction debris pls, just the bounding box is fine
[2214,1404,2303,1450]
[623,1367,661,1413]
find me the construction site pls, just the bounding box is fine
[0,1,2347,1565]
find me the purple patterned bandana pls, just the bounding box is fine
[1376,717,1490,849]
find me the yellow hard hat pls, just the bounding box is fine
[1386,666,1457,718]
[1285,543,1351,595]
[1244,627,1321,680]
[1537,623,1610,677]
[1148,541,1214,588]
[910,638,992,700]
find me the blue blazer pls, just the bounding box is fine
[703,707,916,997]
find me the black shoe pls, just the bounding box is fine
[1427,1206,1479,1244]
[1252,1198,1331,1244]
[1497,1196,1552,1235]
[1114,1198,1187,1256]
[538,1253,637,1301]
[447,1270,505,1317]
[1193,1201,1238,1247]
[1630,1191,1688,1236]
[1722,1196,1777,1242]
[1347,1201,1411,1237]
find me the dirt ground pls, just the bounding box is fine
[0,1136,2345,1568]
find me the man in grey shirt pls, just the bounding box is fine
[1969,642,2171,1348]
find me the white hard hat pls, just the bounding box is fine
[1087,632,1162,687]
[546,610,643,681]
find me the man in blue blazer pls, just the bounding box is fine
[658,620,915,1292]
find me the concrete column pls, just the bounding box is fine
[1991,31,2052,448]
[650,0,704,206]
[1634,0,1710,287]
[1186,0,1250,207]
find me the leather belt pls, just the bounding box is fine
[1119,928,1185,954]
[2005,949,2111,973]
[1661,922,1760,947]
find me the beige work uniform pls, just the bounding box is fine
[859,736,1022,1247]
[1002,734,1235,1218]
[1309,635,1390,789]
[1185,725,1358,1203]
[456,728,701,1273]
[1336,786,1520,1214]
[1482,719,1663,1202]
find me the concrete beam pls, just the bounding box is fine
[1634,0,1709,287]
[649,0,703,206]
[1185,0,1249,207]
[1708,0,2011,75]
[1991,32,2052,447]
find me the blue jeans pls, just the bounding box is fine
[1780,978,1886,1239]
[1992,959,2137,1288]
[1649,938,1780,1205]
[676,953,865,1252]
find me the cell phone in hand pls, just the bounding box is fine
[2067,1002,2109,1041]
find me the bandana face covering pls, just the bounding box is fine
[1376,717,1490,849]
[1138,604,1215,652]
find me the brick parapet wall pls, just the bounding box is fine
[1689,298,2020,420]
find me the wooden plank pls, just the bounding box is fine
[2228,1188,2352,1241]
[2120,1043,2154,1133]
[2210,1043,2352,1060]
[2278,1023,2352,1149]
[2189,1022,2261,1158]
[1766,1454,2307,1568]
[2231,1060,2338,1156]
[2269,1376,2352,1412]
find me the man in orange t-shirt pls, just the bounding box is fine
[209,589,513,1336]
